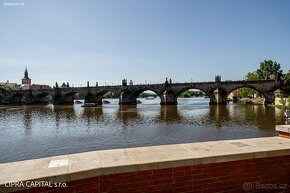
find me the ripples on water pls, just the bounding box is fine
[0,98,288,163]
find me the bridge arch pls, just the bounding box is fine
[34,93,53,104]
[174,87,208,106]
[65,92,79,101]
[73,92,85,100]
[135,89,162,105]
[53,91,86,105]
[175,86,209,97]
[101,91,119,105]
[226,85,264,97]
[102,91,119,98]
[64,91,86,98]
[226,86,270,105]
[91,89,122,105]
[134,89,163,99]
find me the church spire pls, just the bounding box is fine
[24,67,29,79]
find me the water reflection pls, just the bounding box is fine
[52,105,76,128]
[82,106,103,123]
[208,105,230,128]
[117,105,141,127]
[23,107,32,135]
[158,105,182,123]
[0,98,289,163]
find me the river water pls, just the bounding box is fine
[0,98,288,163]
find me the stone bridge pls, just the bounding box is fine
[0,80,289,105]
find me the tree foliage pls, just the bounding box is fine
[239,88,256,98]
[256,60,282,80]
[103,91,118,98]
[3,85,17,91]
[283,73,290,85]
[239,60,284,98]
[245,72,258,81]
[239,72,258,97]
[179,90,205,98]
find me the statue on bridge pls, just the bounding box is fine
[122,79,127,86]
[215,75,221,82]
[165,77,169,86]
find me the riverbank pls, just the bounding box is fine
[237,97,264,105]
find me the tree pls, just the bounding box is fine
[239,72,258,98]
[288,96,290,109]
[3,85,16,91]
[256,60,282,80]
[245,72,258,81]
[283,73,290,85]
[103,91,118,98]
[180,90,191,98]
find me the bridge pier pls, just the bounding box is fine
[53,94,73,105]
[84,94,102,105]
[274,89,289,106]
[33,95,52,104]
[95,95,103,105]
[209,89,227,105]
[119,91,137,105]
[160,91,177,105]
[263,92,275,105]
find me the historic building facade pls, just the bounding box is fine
[20,67,51,90]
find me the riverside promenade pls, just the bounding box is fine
[1,126,290,193]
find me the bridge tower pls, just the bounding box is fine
[21,67,31,90]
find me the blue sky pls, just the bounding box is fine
[0,0,290,87]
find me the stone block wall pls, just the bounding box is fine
[13,155,290,193]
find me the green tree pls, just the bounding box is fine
[3,85,16,91]
[279,96,286,108]
[245,72,258,81]
[239,60,285,99]
[288,96,290,109]
[239,72,258,98]
[180,90,191,98]
[283,73,290,85]
[103,91,118,98]
[256,60,282,80]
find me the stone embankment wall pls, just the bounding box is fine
[12,155,290,193]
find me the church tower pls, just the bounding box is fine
[21,67,31,90]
